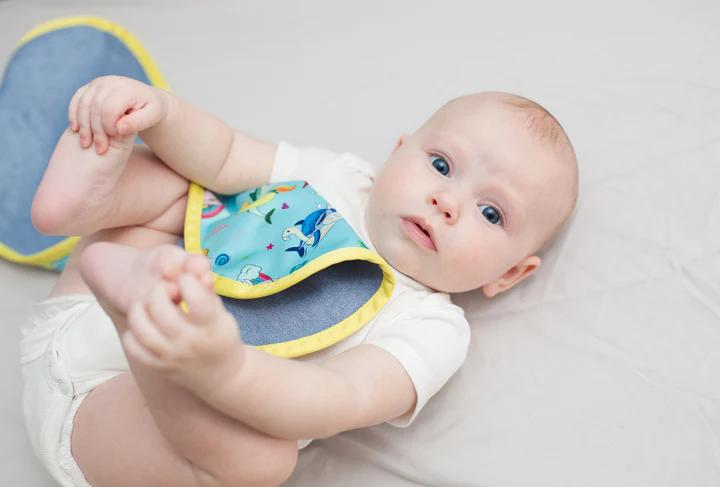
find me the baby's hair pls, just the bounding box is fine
[504,95,564,140]
[442,91,575,160]
[498,93,579,255]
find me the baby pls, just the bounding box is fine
[25,76,578,487]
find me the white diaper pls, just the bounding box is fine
[20,294,128,487]
[20,294,125,487]
[20,294,312,487]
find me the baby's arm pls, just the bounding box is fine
[207,343,419,441]
[140,88,276,194]
[126,267,418,441]
[69,75,276,195]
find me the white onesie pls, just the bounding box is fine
[271,141,471,427]
[19,141,470,487]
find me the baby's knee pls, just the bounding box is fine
[213,438,298,487]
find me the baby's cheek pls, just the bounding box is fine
[443,250,492,292]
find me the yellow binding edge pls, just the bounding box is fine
[184,181,396,358]
[0,16,170,269]
[0,237,79,270]
[16,16,170,90]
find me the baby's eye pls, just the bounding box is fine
[479,205,503,225]
[430,156,450,176]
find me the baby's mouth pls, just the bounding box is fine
[401,217,437,252]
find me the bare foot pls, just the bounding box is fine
[80,242,243,393]
[32,128,136,235]
[79,242,209,322]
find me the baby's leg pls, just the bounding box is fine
[32,127,190,236]
[73,240,298,487]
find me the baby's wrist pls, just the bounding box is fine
[174,341,247,398]
[139,87,173,137]
[156,87,173,122]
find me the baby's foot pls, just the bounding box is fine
[126,264,245,393]
[32,128,136,235]
[80,242,243,392]
[79,242,212,324]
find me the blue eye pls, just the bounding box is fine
[431,156,450,176]
[479,205,503,225]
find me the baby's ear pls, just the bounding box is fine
[482,255,541,298]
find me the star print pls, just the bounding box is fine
[266,243,274,250]
[281,202,289,209]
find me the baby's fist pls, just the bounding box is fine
[68,75,170,154]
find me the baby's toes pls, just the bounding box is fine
[151,245,187,280]
[177,272,224,324]
[184,253,211,275]
[183,254,214,290]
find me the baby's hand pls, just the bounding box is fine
[123,272,246,395]
[68,75,169,155]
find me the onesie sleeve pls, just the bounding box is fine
[269,140,305,183]
[269,140,375,197]
[362,293,471,428]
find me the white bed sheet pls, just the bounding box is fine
[1,1,718,486]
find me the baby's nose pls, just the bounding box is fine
[430,195,458,223]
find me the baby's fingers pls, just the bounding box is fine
[67,84,88,133]
[116,100,162,135]
[100,90,137,138]
[74,83,101,148]
[177,273,222,325]
[145,281,191,340]
[125,302,171,369]
[90,90,114,154]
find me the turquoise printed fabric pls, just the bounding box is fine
[200,180,368,288]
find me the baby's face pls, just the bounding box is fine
[365,97,572,294]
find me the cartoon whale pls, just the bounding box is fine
[283,207,342,257]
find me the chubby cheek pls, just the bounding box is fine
[434,253,487,293]
[371,160,415,216]
[435,238,510,293]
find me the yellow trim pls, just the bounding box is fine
[16,16,170,91]
[184,181,396,358]
[1,16,170,270]
[0,237,80,270]
[184,182,206,253]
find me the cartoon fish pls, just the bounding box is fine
[233,184,295,224]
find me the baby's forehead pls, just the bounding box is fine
[429,93,571,147]
[425,97,574,177]
[421,115,553,175]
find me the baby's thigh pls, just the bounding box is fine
[72,372,298,487]
[71,372,202,487]
[106,144,190,233]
